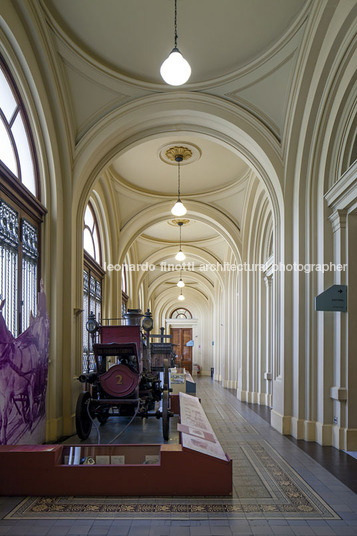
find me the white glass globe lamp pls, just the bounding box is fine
[175,249,186,262]
[171,199,187,217]
[160,48,191,86]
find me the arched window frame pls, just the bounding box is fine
[0,55,46,337]
[170,307,192,319]
[83,202,102,266]
[0,55,40,198]
[82,201,104,372]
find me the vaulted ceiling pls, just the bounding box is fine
[39,0,310,308]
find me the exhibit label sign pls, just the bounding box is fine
[315,284,347,312]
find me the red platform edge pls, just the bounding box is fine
[0,442,232,496]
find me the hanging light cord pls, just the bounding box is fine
[179,222,182,248]
[174,0,178,49]
[175,154,183,201]
[177,159,181,200]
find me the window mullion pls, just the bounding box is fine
[9,106,19,128]
[18,217,23,333]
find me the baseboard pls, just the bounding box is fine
[316,422,332,445]
[290,417,305,439]
[282,418,355,447]
[271,410,291,434]
[222,379,238,389]
[332,425,357,450]
[237,389,271,407]
[236,389,248,402]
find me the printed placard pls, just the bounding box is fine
[182,434,227,461]
[144,455,160,464]
[111,455,125,465]
[96,455,110,465]
[177,423,215,442]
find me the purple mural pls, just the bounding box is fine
[0,280,50,445]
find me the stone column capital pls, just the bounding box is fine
[329,209,347,233]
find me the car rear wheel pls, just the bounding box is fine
[75,391,93,440]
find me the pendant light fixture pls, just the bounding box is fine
[177,271,185,288]
[171,154,187,217]
[175,221,186,261]
[160,0,191,86]
[178,289,185,301]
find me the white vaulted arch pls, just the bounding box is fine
[118,206,241,267]
[70,91,285,400]
[73,92,284,224]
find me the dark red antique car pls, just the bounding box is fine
[76,311,171,441]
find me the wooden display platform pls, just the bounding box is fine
[0,394,232,497]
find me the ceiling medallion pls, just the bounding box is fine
[169,218,190,226]
[159,142,201,166]
[165,146,192,162]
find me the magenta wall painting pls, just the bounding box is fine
[0,281,50,445]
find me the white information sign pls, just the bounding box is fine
[179,392,227,461]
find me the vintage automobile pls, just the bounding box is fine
[76,310,172,441]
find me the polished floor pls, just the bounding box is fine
[246,403,357,494]
[0,377,356,535]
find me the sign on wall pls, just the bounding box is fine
[315,285,347,312]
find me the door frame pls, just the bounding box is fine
[166,318,197,368]
[170,326,193,373]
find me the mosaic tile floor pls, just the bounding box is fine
[1,377,357,535]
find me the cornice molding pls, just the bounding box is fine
[325,160,357,211]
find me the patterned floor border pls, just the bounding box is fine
[4,440,340,521]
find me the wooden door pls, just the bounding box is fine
[171,328,193,373]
